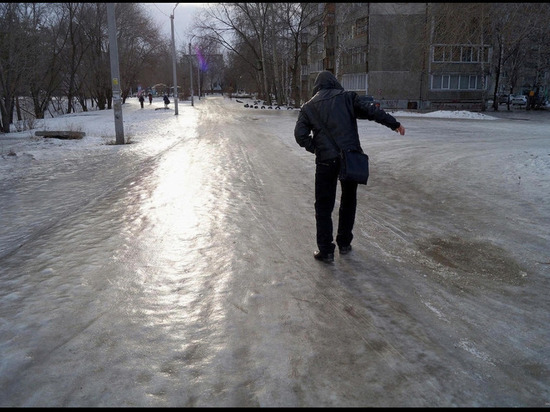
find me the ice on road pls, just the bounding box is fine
[0,96,549,407]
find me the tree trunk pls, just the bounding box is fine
[0,97,13,133]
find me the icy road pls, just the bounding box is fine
[0,96,549,406]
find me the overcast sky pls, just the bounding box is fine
[142,3,206,44]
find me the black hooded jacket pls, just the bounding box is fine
[294,71,401,163]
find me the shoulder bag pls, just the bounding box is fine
[311,106,369,185]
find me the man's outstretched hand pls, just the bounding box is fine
[395,125,405,135]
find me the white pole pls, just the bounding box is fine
[170,4,179,115]
[189,42,194,107]
[106,3,124,144]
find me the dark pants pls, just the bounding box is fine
[315,158,358,254]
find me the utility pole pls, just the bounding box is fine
[189,42,194,107]
[170,3,179,115]
[106,3,124,144]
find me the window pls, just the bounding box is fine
[342,46,367,66]
[441,75,450,89]
[433,46,445,62]
[480,46,489,63]
[450,74,459,89]
[461,46,472,62]
[342,73,367,91]
[352,46,367,65]
[431,74,487,90]
[309,60,324,73]
[355,17,368,37]
[341,27,352,41]
[432,44,491,63]
[450,47,460,62]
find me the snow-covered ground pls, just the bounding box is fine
[1,97,499,173]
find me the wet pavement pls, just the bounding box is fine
[0,97,549,406]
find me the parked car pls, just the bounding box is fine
[510,94,527,105]
[365,95,381,109]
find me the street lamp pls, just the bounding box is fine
[189,41,194,107]
[106,3,124,144]
[197,61,200,101]
[170,3,179,115]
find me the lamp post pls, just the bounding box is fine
[170,3,179,115]
[106,3,124,144]
[189,41,194,107]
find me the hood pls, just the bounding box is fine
[312,71,344,96]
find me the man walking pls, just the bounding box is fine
[294,71,405,263]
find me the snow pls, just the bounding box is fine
[0,101,497,178]
[1,98,198,181]
[392,109,498,120]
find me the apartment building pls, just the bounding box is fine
[300,3,545,111]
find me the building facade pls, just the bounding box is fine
[300,3,548,110]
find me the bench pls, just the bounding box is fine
[35,131,85,140]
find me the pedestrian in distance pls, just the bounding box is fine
[148,92,153,105]
[163,94,170,109]
[294,70,405,263]
[139,94,145,109]
[527,89,535,110]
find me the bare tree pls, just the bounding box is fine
[58,3,94,114]
[191,37,224,96]
[75,3,109,110]
[0,3,35,132]
[196,3,323,106]
[428,3,498,110]
[68,3,166,110]
[429,3,549,111]
[114,3,166,102]
[195,3,273,102]
[488,4,540,110]
[272,3,323,107]
[516,3,550,108]
[25,4,69,119]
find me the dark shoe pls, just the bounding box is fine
[339,245,352,255]
[314,250,334,263]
